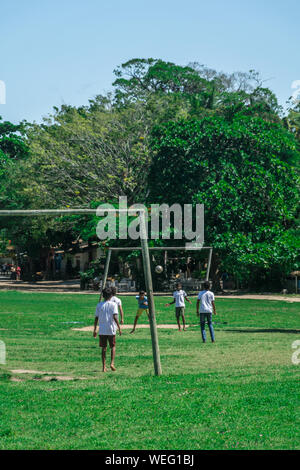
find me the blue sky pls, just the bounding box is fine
[1,0,299,123]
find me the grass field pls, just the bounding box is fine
[0,290,299,450]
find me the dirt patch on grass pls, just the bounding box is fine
[10,369,87,381]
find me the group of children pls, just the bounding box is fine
[93,282,217,372]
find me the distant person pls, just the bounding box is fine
[130,291,149,334]
[110,286,124,324]
[16,266,21,281]
[196,281,217,343]
[93,287,122,372]
[10,266,16,280]
[165,283,191,331]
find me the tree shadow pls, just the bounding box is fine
[224,328,300,334]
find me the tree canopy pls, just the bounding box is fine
[0,58,299,288]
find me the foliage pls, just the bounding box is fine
[149,115,300,286]
[0,59,299,287]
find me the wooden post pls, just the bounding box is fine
[99,249,111,302]
[139,210,162,376]
[206,248,213,281]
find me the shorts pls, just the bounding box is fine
[99,335,116,348]
[175,307,185,318]
[136,308,149,318]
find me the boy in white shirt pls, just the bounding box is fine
[196,281,216,343]
[111,286,124,324]
[93,287,122,372]
[165,283,191,331]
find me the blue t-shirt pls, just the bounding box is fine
[136,295,148,309]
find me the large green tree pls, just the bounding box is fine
[149,115,299,288]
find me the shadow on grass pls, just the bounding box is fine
[224,328,300,334]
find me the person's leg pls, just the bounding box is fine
[130,310,141,333]
[175,308,181,330]
[99,336,108,371]
[200,313,206,342]
[182,310,186,331]
[110,347,116,370]
[102,347,107,371]
[109,336,116,371]
[207,313,215,342]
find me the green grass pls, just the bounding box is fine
[0,290,299,449]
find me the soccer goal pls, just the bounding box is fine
[100,245,213,295]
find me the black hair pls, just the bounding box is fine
[102,287,113,300]
[203,281,210,290]
[139,290,145,295]
[111,286,117,295]
[175,283,182,288]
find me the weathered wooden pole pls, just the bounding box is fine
[139,210,162,376]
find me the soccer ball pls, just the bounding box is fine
[155,265,163,274]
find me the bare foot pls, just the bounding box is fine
[110,364,116,372]
[102,367,107,373]
[178,328,182,331]
[130,329,135,334]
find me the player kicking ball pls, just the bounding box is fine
[165,283,192,331]
[130,290,149,334]
[93,287,122,372]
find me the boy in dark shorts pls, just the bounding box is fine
[165,283,192,331]
[93,287,122,372]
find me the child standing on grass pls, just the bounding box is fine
[165,283,191,331]
[93,287,122,372]
[111,286,124,324]
[130,291,149,334]
[196,281,217,343]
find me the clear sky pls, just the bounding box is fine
[1,0,299,123]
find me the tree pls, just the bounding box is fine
[149,115,299,288]
[0,117,29,207]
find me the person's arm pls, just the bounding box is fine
[212,301,217,315]
[185,295,192,305]
[165,298,175,307]
[196,299,200,316]
[113,314,122,335]
[119,305,124,324]
[93,316,98,337]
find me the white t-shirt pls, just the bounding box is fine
[95,300,118,336]
[173,290,187,307]
[111,296,122,308]
[197,290,215,313]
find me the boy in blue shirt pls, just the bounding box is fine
[130,290,149,334]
